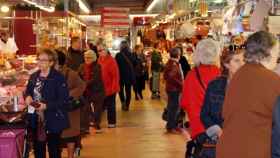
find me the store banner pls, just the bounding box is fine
[101,7,130,29]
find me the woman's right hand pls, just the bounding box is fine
[25,96,33,105]
[217,128,223,137]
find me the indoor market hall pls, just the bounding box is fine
[0,0,279,158]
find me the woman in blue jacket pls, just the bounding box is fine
[25,49,69,158]
[199,47,244,158]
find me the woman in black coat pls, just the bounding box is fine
[25,49,69,158]
[133,45,147,100]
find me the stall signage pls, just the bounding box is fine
[101,7,130,29]
[133,17,153,26]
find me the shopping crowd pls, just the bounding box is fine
[23,30,280,158]
[24,36,159,158]
[163,31,280,158]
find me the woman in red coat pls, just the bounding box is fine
[181,38,221,139]
[96,38,120,128]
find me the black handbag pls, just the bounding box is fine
[185,133,209,158]
[67,96,86,112]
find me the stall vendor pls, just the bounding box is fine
[0,31,18,59]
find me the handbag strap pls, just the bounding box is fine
[121,52,134,71]
[195,67,206,91]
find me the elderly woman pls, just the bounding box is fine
[216,31,280,158]
[198,47,245,158]
[25,49,69,158]
[181,38,221,139]
[55,50,86,158]
[97,38,120,128]
[79,50,105,133]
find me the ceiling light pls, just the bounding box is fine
[129,14,159,19]
[146,0,160,12]
[23,0,55,12]
[76,0,90,14]
[1,5,10,13]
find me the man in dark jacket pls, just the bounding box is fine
[67,37,84,71]
[115,41,136,111]
[163,47,183,133]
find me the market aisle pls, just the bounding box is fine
[72,91,187,158]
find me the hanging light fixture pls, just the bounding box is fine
[22,0,56,12]
[0,5,10,13]
[76,0,90,14]
[146,0,161,12]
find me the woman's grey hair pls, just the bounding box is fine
[244,31,277,63]
[193,38,221,65]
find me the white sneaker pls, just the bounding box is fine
[108,124,116,128]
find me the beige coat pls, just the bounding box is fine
[61,67,86,138]
[217,63,280,158]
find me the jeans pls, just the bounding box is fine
[119,82,132,108]
[166,91,180,129]
[152,71,160,94]
[199,147,216,158]
[104,94,117,124]
[33,133,62,158]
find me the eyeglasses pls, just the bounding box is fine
[228,44,245,51]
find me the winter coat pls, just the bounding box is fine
[133,52,147,77]
[115,49,136,85]
[67,47,84,71]
[61,67,86,138]
[163,59,183,92]
[25,68,70,133]
[216,63,280,158]
[181,65,220,138]
[151,50,162,72]
[79,62,105,102]
[179,56,191,78]
[98,54,120,96]
[200,76,227,129]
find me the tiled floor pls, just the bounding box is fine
[29,88,188,158]
[65,92,187,158]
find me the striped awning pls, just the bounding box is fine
[101,7,130,29]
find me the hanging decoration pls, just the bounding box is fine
[199,0,208,17]
[176,21,195,39]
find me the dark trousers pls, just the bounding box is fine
[166,91,180,129]
[80,100,90,132]
[92,98,104,126]
[33,133,61,158]
[103,94,117,124]
[133,76,145,98]
[119,82,132,108]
